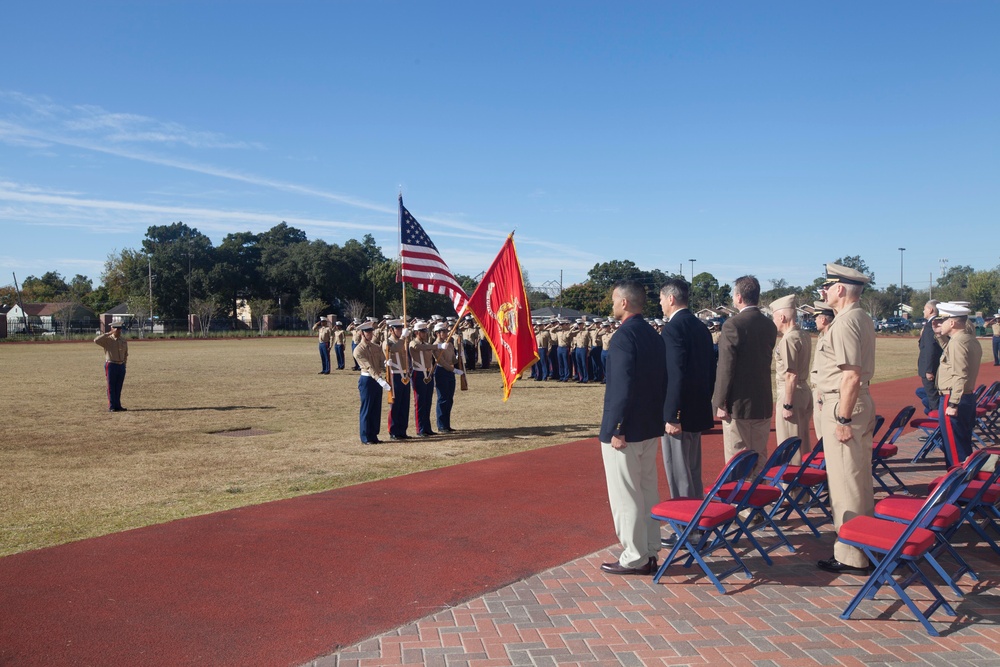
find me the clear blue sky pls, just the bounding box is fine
[2,1,997,295]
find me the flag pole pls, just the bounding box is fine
[398,191,411,384]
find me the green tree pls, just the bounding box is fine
[966,270,1000,315]
[211,231,263,320]
[102,248,150,308]
[587,260,643,290]
[691,272,729,311]
[140,222,215,320]
[20,271,70,301]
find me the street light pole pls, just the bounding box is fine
[898,247,905,317]
[688,258,696,283]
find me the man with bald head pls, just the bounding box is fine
[771,294,813,464]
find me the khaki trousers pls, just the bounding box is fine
[601,437,662,568]
[775,381,814,465]
[819,389,876,568]
[722,417,770,477]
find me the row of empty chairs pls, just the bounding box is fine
[647,402,1000,636]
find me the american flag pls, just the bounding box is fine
[398,197,469,315]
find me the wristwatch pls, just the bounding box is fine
[836,414,852,425]
[782,403,793,410]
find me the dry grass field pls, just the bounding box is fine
[0,334,976,556]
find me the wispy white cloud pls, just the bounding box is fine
[0,91,596,282]
[0,182,396,237]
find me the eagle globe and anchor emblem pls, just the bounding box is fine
[484,281,521,370]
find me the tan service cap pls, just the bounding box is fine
[825,263,870,286]
[813,301,835,317]
[770,294,797,311]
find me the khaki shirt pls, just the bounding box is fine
[409,338,437,373]
[599,329,614,348]
[351,328,363,345]
[434,340,457,371]
[333,329,346,345]
[573,329,591,349]
[384,334,408,374]
[314,325,332,344]
[813,301,875,394]
[354,337,385,376]
[937,330,982,403]
[535,330,551,348]
[992,322,1000,337]
[555,329,572,347]
[774,327,811,389]
[94,332,128,364]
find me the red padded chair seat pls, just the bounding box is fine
[927,410,940,418]
[651,500,736,528]
[839,516,935,557]
[976,407,987,417]
[874,443,899,458]
[717,482,781,506]
[875,496,961,529]
[984,401,998,410]
[768,465,827,486]
[911,418,939,428]
[928,475,1000,502]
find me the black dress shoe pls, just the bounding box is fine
[440,428,456,433]
[600,559,654,576]
[364,438,382,445]
[417,431,435,437]
[817,557,872,575]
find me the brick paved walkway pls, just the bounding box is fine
[311,432,1000,666]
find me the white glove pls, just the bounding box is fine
[454,369,464,376]
[400,327,411,338]
[376,378,391,391]
[384,360,392,367]
[437,343,449,349]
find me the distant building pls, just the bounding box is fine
[6,302,98,334]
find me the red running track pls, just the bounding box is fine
[1,368,989,666]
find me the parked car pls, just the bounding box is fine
[801,318,817,332]
[881,316,910,333]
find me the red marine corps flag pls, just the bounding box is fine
[466,234,538,401]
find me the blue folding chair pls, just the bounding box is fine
[935,446,1000,559]
[763,439,831,538]
[875,447,995,596]
[651,450,758,594]
[719,437,802,560]
[837,466,967,636]
[872,406,915,494]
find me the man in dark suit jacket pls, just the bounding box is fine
[659,279,714,503]
[598,280,667,576]
[711,276,777,474]
[916,300,942,414]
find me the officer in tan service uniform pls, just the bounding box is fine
[771,294,813,464]
[935,302,982,467]
[814,264,877,574]
[810,302,835,436]
[95,321,129,412]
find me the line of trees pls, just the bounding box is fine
[4,233,1000,327]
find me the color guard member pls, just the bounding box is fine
[354,321,391,444]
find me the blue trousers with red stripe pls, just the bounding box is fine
[940,393,975,468]
[105,361,126,410]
